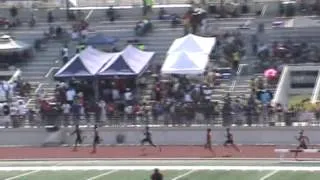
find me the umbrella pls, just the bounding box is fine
[264,68,277,78]
[0,35,31,53]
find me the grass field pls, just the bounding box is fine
[1,159,320,180]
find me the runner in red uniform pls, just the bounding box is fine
[204,128,215,156]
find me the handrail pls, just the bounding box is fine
[272,65,288,106]
[311,71,320,104]
[8,68,21,84]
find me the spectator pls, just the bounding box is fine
[182,9,192,35]
[106,6,115,22]
[125,104,134,122]
[2,104,10,128]
[66,87,76,105]
[142,0,153,16]
[98,100,106,122]
[124,88,133,104]
[10,103,18,127]
[0,81,9,102]
[171,14,181,28]
[62,102,71,126]
[47,11,54,23]
[10,6,18,18]
[71,100,81,124]
[158,8,171,20]
[106,103,115,122]
[56,26,62,37]
[61,45,69,64]
[151,168,163,180]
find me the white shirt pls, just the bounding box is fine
[10,106,18,116]
[62,48,68,57]
[17,104,26,115]
[62,103,71,114]
[81,29,88,36]
[71,32,78,40]
[112,89,120,100]
[203,87,212,100]
[66,89,76,101]
[124,91,133,101]
[125,106,133,114]
[184,93,193,102]
[0,89,6,102]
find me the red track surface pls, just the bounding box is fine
[1,145,320,159]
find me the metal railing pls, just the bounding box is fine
[0,0,277,9]
[1,108,319,128]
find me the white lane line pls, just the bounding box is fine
[87,170,119,180]
[0,166,318,171]
[4,161,63,180]
[172,169,197,180]
[45,67,60,78]
[85,9,94,21]
[5,170,40,180]
[260,170,279,180]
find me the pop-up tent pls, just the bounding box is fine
[167,34,216,54]
[0,35,31,53]
[161,51,209,74]
[98,45,154,77]
[55,46,116,79]
[86,33,118,45]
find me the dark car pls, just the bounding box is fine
[0,17,10,29]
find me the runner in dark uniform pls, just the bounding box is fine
[204,128,215,156]
[224,128,241,152]
[71,125,82,151]
[294,130,310,158]
[141,126,161,152]
[91,125,100,154]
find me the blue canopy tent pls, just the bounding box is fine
[86,33,119,45]
[54,46,116,79]
[97,45,155,77]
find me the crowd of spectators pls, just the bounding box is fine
[0,77,33,127]
[251,36,320,73]
[4,4,320,128]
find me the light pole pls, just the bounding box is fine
[66,0,70,20]
[220,0,225,17]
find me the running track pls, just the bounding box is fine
[1,145,320,159]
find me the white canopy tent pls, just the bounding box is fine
[161,51,209,74]
[0,35,31,53]
[167,34,216,54]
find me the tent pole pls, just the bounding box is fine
[93,78,99,101]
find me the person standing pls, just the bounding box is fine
[151,168,163,180]
[143,0,153,16]
[61,45,69,64]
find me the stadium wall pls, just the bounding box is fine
[0,127,320,146]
